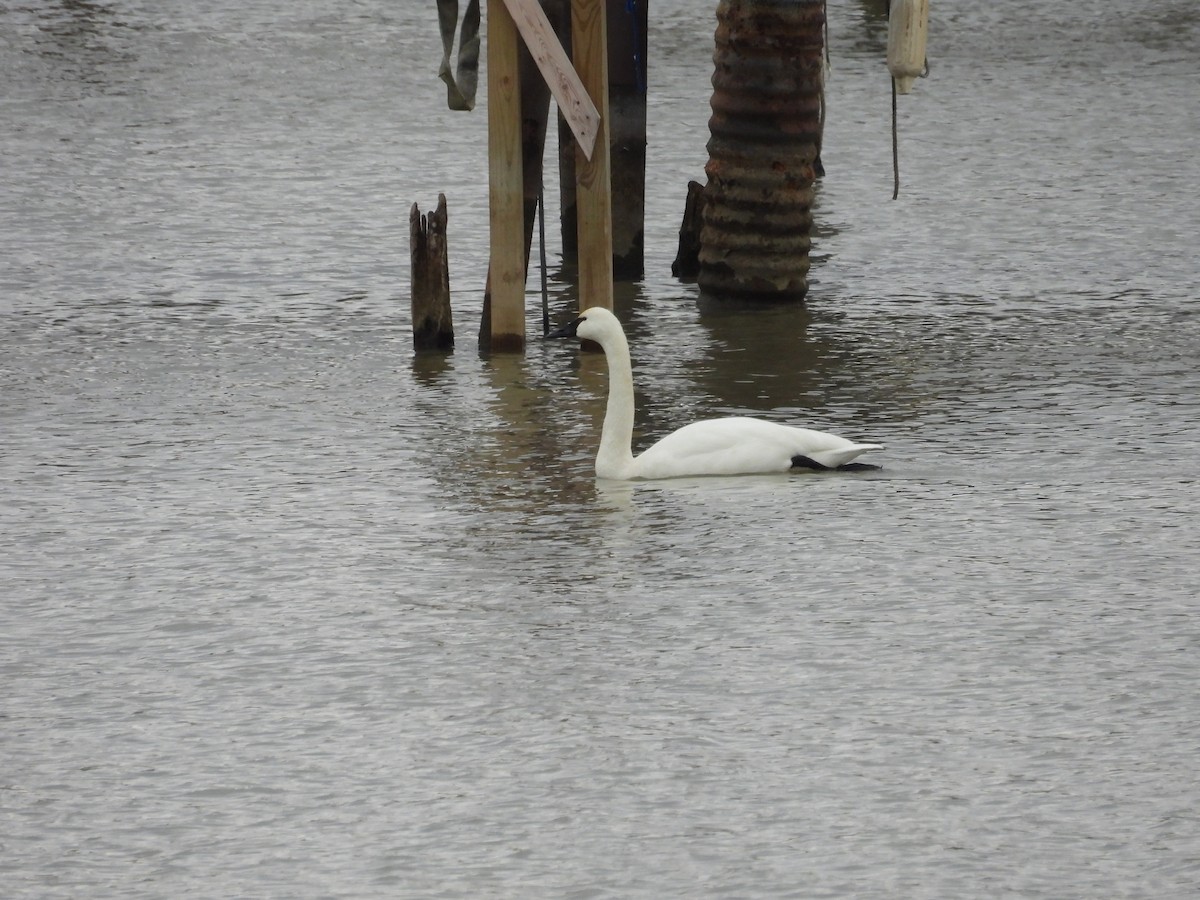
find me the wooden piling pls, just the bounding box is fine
[556,0,646,282]
[410,194,454,352]
[487,0,528,352]
[607,0,647,279]
[483,0,613,350]
[479,25,553,351]
[571,0,614,312]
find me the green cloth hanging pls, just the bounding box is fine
[437,0,481,111]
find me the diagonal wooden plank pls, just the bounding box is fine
[501,0,600,160]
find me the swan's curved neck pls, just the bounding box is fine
[596,326,637,479]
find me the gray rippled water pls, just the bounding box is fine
[3,1,1199,897]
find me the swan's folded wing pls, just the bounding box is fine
[633,418,801,477]
[633,417,881,478]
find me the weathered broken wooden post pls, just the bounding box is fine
[671,179,706,280]
[699,0,825,302]
[410,193,454,351]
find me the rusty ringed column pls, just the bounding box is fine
[700,0,825,302]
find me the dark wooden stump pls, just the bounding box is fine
[410,194,454,352]
[671,180,706,280]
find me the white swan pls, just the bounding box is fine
[547,307,883,480]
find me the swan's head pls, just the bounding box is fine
[545,306,620,343]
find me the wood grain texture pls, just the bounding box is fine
[502,0,599,159]
[409,194,454,352]
[571,0,613,313]
[487,0,527,348]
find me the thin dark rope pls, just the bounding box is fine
[814,0,827,177]
[887,0,900,199]
[891,73,900,200]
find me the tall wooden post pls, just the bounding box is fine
[571,0,613,313]
[487,0,527,351]
[607,0,647,279]
[556,1,644,282]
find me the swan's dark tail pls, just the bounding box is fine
[790,454,882,472]
[790,454,828,470]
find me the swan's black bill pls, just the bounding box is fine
[545,316,584,339]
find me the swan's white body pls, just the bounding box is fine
[548,307,883,480]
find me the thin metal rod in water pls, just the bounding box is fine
[538,185,549,335]
[891,74,900,200]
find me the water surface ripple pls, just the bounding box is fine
[2,1,1198,897]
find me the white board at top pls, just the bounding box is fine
[500,0,601,160]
